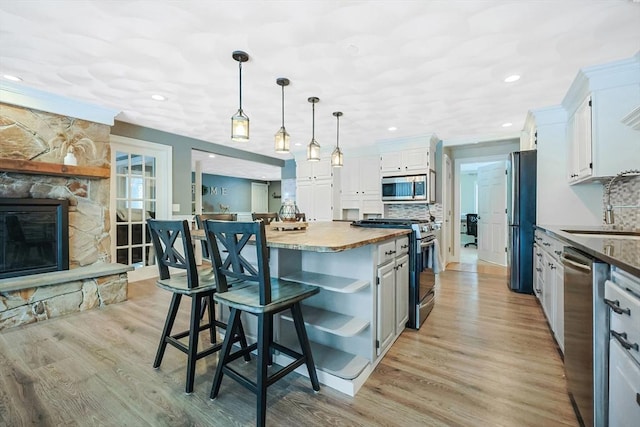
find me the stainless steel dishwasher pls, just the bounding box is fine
[562,247,609,427]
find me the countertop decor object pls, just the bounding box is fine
[307,97,320,161]
[274,77,290,153]
[278,199,299,222]
[231,50,249,142]
[271,221,308,231]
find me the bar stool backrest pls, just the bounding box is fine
[195,213,237,229]
[148,219,199,288]
[203,220,272,305]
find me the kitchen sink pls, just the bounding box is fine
[562,230,640,240]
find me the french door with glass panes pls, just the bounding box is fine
[110,136,171,281]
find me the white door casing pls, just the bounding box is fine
[110,135,172,282]
[477,161,507,266]
[444,154,452,265]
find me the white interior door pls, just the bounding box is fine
[477,162,507,266]
[444,154,452,265]
[110,136,171,282]
[251,182,269,213]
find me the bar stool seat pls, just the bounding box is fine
[147,219,250,394]
[203,219,320,427]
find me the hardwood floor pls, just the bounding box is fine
[0,269,577,426]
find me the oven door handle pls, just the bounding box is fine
[420,240,435,248]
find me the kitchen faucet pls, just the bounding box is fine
[604,169,640,225]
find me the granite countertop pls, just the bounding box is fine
[193,221,410,253]
[535,225,640,277]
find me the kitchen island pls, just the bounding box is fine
[201,221,411,396]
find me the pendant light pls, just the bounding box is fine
[231,50,249,142]
[307,97,321,161]
[331,111,344,168]
[274,78,290,153]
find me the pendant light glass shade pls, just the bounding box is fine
[231,51,249,142]
[307,97,321,161]
[274,78,290,153]
[331,111,344,168]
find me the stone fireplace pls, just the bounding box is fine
[0,102,131,330]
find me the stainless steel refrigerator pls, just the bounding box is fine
[506,150,537,293]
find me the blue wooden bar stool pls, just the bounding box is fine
[147,219,250,394]
[203,219,320,427]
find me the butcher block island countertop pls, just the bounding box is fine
[265,221,410,252]
[195,220,412,397]
[192,220,410,252]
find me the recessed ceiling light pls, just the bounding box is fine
[502,122,513,127]
[3,74,22,82]
[294,142,302,146]
[504,75,520,83]
[151,94,167,101]
[261,176,266,179]
[388,126,397,131]
[208,154,215,158]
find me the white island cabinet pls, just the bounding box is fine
[259,222,411,396]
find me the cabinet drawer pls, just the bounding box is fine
[609,338,640,426]
[605,280,640,365]
[378,240,397,265]
[396,237,410,256]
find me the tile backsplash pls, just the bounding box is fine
[604,175,639,230]
[385,203,443,222]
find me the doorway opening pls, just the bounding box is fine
[449,156,508,276]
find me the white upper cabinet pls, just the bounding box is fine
[340,155,382,219]
[296,157,339,221]
[562,55,640,184]
[380,148,429,176]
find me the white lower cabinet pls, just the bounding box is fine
[376,237,409,355]
[533,229,565,352]
[395,253,409,334]
[606,268,640,426]
[377,262,395,354]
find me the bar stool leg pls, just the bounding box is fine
[185,295,202,394]
[256,313,270,427]
[210,308,241,399]
[291,303,320,391]
[154,293,182,368]
[207,294,216,344]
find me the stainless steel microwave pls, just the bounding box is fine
[381,174,427,201]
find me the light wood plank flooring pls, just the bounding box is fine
[0,269,577,426]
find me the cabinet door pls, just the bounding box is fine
[341,157,359,197]
[402,148,429,173]
[313,158,333,180]
[574,96,592,181]
[296,161,313,182]
[554,263,564,353]
[359,156,381,196]
[542,252,554,325]
[533,244,543,301]
[377,262,395,355]
[312,180,333,221]
[296,182,313,220]
[609,338,640,426]
[395,254,409,334]
[380,152,402,175]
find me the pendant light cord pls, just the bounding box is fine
[312,102,315,139]
[281,84,285,128]
[336,114,340,148]
[238,61,243,111]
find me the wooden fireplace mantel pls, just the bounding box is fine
[0,158,110,179]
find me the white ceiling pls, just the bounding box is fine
[1,1,639,181]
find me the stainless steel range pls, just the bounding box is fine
[351,218,437,329]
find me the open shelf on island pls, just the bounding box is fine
[282,271,369,293]
[281,305,369,337]
[278,335,370,380]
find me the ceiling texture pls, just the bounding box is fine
[1,0,639,180]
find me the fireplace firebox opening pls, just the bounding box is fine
[1,198,69,279]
